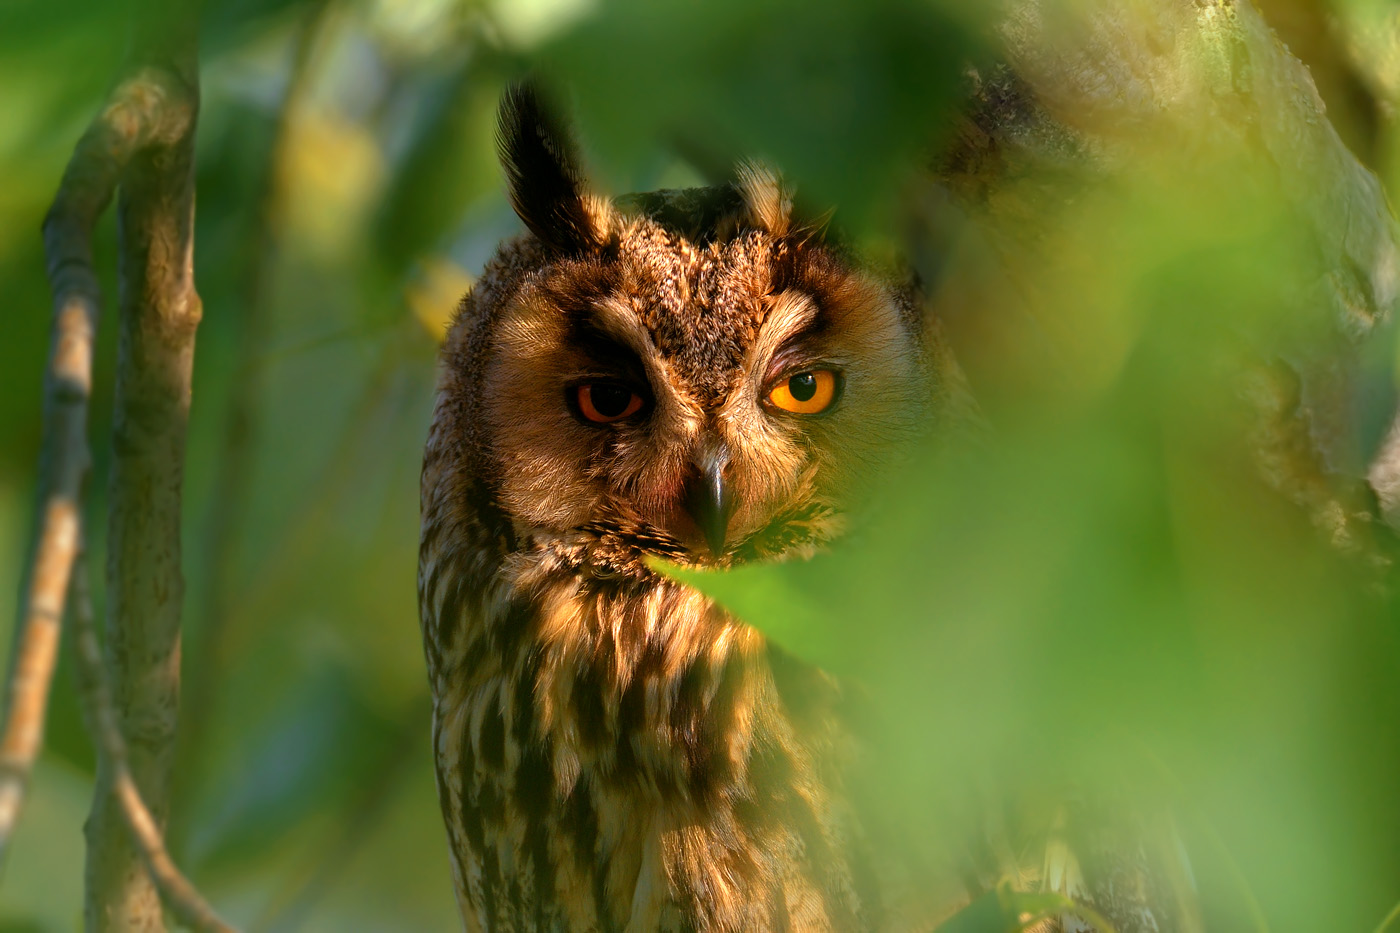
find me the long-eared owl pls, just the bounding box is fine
[418,84,950,932]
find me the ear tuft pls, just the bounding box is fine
[735,160,792,237]
[497,82,609,255]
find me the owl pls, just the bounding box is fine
[418,84,951,932]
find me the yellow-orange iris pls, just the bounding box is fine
[577,384,644,423]
[767,370,837,415]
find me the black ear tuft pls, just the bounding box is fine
[497,82,606,255]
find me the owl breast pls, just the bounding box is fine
[419,84,938,933]
[420,529,881,931]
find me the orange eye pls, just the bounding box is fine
[767,370,839,415]
[577,383,644,423]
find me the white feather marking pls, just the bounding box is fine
[736,160,791,236]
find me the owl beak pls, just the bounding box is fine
[684,461,735,557]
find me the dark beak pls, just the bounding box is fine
[684,460,735,557]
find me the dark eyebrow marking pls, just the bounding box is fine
[565,308,650,383]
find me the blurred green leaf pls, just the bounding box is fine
[933,883,1119,933]
[661,131,1400,928]
[4,0,1400,928]
[536,0,987,232]
[373,54,506,271]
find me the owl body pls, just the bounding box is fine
[419,87,940,932]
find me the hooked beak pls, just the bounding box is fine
[684,459,735,557]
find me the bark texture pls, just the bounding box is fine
[73,550,233,933]
[0,6,202,875]
[84,6,206,930]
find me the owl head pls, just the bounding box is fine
[432,85,933,574]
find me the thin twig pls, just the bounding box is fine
[0,59,179,872]
[71,550,236,933]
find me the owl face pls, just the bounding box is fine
[445,87,927,571]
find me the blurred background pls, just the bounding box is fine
[1,0,1400,930]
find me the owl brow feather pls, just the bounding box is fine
[745,291,820,387]
[586,297,659,361]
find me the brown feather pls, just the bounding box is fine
[420,90,955,933]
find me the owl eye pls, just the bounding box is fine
[576,383,645,423]
[766,369,840,415]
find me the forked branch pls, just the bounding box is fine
[0,61,182,871]
[0,0,232,927]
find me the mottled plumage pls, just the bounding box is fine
[419,84,949,932]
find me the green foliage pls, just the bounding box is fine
[934,884,1119,933]
[1,0,1399,929]
[536,0,985,233]
[668,112,1400,930]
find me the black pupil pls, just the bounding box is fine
[590,384,633,418]
[788,373,818,403]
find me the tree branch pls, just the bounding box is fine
[2,0,236,923]
[77,2,206,928]
[0,50,187,873]
[71,551,235,933]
